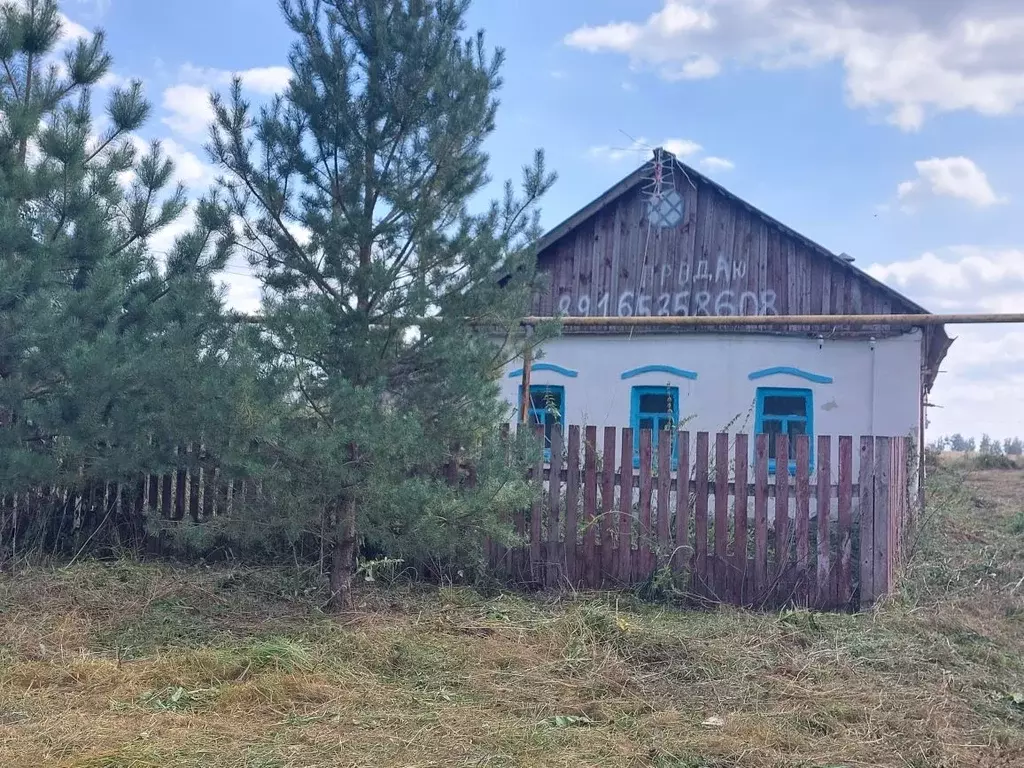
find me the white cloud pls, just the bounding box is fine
[161,138,217,190]
[700,156,735,172]
[162,84,216,141]
[588,136,702,163]
[897,157,1005,208]
[161,64,291,142]
[58,13,91,45]
[564,0,1024,129]
[868,246,1024,437]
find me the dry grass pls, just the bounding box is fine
[1,468,1023,767]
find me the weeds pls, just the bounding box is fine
[0,467,1023,766]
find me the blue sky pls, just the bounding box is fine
[62,0,1024,439]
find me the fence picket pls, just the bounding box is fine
[618,427,634,584]
[638,429,654,580]
[657,430,671,571]
[753,434,769,601]
[816,436,832,609]
[601,427,617,585]
[714,433,729,601]
[873,436,892,598]
[734,434,749,606]
[565,425,580,586]
[859,437,875,607]
[795,436,811,606]
[837,436,854,607]
[530,426,544,585]
[547,426,563,588]
[674,432,690,574]
[774,435,791,589]
[694,432,710,598]
[583,426,598,588]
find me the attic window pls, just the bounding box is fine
[648,189,684,228]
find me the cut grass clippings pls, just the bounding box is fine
[0,467,1023,767]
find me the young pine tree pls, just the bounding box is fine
[0,0,235,512]
[209,0,555,607]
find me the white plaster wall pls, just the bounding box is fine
[501,331,923,483]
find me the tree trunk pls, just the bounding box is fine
[328,492,358,610]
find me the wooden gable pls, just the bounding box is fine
[529,151,952,388]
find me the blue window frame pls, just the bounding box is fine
[519,385,565,458]
[630,386,679,467]
[755,387,813,474]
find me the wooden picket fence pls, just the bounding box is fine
[487,427,912,610]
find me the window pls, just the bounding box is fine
[520,385,565,457]
[630,386,679,466]
[755,387,813,473]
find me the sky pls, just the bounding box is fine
[57,0,1024,441]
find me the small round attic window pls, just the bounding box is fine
[648,189,684,228]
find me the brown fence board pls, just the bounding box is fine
[859,437,875,606]
[753,434,769,600]
[618,427,634,584]
[638,429,653,579]
[674,432,690,574]
[837,436,854,606]
[530,427,544,584]
[547,426,563,587]
[774,435,790,586]
[816,436,832,609]
[734,434,749,606]
[565,425,581,586]
[873,436,892,598]
[714,433,729,602]
[656,431,671,569]
[794,436,811,605]
[694,432,709,597]
[583,426,598,588]
[601,426,617,585]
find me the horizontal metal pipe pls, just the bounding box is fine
[522,313,1024,327]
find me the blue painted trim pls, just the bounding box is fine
[748,366,833,385]
[754,387,814,475]
[508,363,578,379]
[518,384,566,461]
[620,365,698,381]
[629,385,680,469]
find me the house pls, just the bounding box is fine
[500,149,952,476]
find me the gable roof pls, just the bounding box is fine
[533,148,952,390]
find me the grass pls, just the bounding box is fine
[1,467,1023,767]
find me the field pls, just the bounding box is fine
[1,468,1023,767]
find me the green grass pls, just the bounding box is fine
[1,466,1023,767]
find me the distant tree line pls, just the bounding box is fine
[930,435,1024,456]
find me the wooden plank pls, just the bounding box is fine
[693,432,710,597]
[774,435,791,585]
[714,433,729,602]
[548,426,564,588]
[188,448,201,523]
[794,436,811,606]
[583,426,599,588]
[565,425,581,586]
[859,437,875,607]
[530,426,545,585]
[753,434,769,601]
[638,428,654,580]
[174,447,187,521]
[873,436,892,599]
[601,427,617,585]
[837,436,854,607]
[657,430,672,570]
[161,471,173,520]
[619,427,634,584]
[733,434,749,606]
[674,432,690,574]
[816,436,832,609]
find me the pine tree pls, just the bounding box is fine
[209,0,555,607]
[0,1,235,514]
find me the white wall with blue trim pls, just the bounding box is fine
[501,330,922,481]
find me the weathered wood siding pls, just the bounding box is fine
[533,178,899,326]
